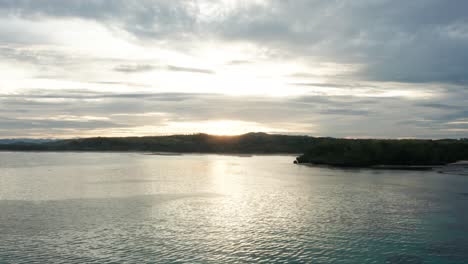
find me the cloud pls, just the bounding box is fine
[0,45,68,66]
[290,83,365,89]
[215,0,468,84]
[2,0,468,84]
[0,90,197,101]
[113,64,155,73]
[416,103,465,110]
[0,116,125,130]
[319,108,371,116]
[0,0,198,38]
[0,1,467,138]
[0,88,465,138]
[113,64,214,74]
[166,65,214,75]
[227,60,252,65]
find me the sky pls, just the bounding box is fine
[0,0,467,138]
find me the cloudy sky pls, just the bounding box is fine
[0,0,467,138]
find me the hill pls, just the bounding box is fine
[295,138,468,167]
[0,133,313,153]
[1,134,468,167]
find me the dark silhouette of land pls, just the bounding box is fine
[0,133,310,153]
[295,137,468,167]
[1,133,467,167]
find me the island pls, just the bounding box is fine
[295,138,468,168]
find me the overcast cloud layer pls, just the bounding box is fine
[0,0,467,138]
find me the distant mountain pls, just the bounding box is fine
[0,138,57,144]
[0,133,314,153]
[1,133,468,167]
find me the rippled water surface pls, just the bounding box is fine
[1,152,468,263]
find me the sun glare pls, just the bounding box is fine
[161,120,286,135]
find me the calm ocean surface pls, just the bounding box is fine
[1,152,468,264]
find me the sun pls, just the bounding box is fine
[161,120,284,136]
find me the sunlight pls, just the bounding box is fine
[160,120,287,135]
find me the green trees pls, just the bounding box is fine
[296,139,468,166]
[1,133,467,166]
[0,133,315,153]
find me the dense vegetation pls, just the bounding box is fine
[0,133,314,153]
[296,138,468,166]
[1,133,467,166]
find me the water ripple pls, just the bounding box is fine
[1,153,468,263]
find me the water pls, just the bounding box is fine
[1,152,468,264]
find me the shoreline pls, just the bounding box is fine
[297,162,468,175]
[0,150,300,157]
[297,163,443,171]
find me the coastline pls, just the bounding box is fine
[0,149,300,157]
[297,162,440,170]
[297,161,468,175]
